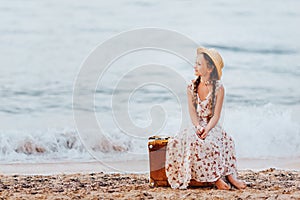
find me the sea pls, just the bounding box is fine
[0,0,299,170]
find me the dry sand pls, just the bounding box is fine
[0,168,299,199]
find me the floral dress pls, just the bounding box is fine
[165,80,238,189]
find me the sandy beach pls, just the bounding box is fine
[0,167,299,199]
[1,157,300,175]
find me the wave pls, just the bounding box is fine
[205,44,297,55]
[224,103,300,159]
[0,129,130,163]
[0,104,299,163]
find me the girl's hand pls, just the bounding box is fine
[200,127,209,140]
[195,126,204,139]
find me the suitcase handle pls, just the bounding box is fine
[148,135,170,140]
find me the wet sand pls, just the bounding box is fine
[0,168,299,199]
[1,157,300,175]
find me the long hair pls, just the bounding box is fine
[193,53,219,118]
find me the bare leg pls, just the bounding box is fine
[215,178,230,190]
[226,174,246,189]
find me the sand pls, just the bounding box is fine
[0,168,300,200]
[1,157,299,175]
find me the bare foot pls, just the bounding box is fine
[215,178,230,190]
[226,175,246,189]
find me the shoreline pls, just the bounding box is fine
[0,157,299,175]
[0,168,299,199]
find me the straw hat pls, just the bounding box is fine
[197,47,224,80]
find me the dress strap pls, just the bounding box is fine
[215,80,223,93]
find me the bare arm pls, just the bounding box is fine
[200,85,224,139]
[187,83,200,127]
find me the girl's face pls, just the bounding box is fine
[194,54,209,77]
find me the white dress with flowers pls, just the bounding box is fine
[165,80,238,189]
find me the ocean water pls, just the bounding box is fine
[0,0,300,164]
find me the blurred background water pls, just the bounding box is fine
[0,0,299,163]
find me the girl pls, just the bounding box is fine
[165,47,246,190]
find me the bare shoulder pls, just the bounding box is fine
[218,85,224,93]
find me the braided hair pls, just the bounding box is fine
[193,53,219,118]
[192,76,201,108]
